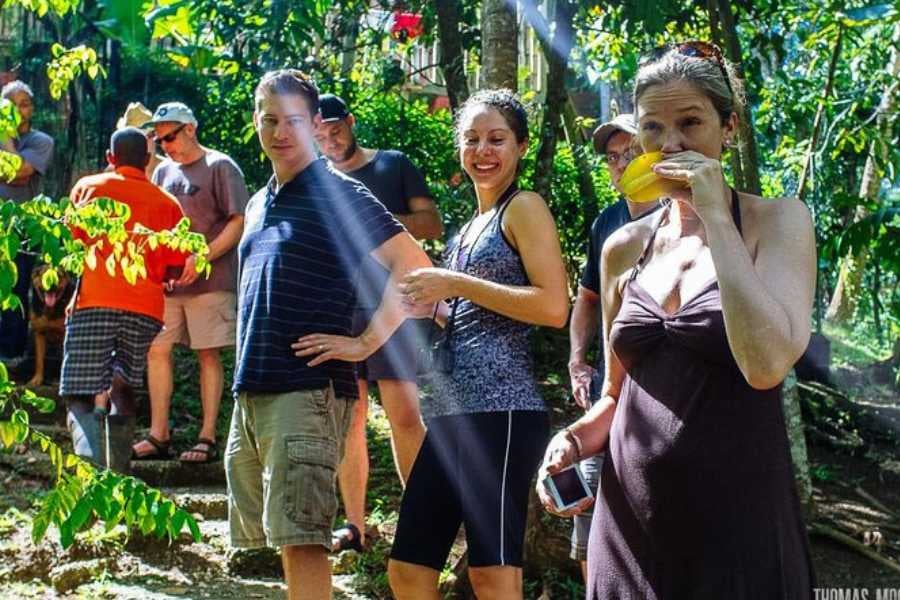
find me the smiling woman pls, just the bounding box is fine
[537,42,817,600]
[388,89,570,600]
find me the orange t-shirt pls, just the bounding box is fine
[70,166,187,321]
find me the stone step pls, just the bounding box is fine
[130,457,225,487]
[161,486,228,521]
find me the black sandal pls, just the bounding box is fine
[179,438,219,463]
[131,435,173,460]
[331,522,364,553]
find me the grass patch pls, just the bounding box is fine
[824,322,893,368]
[524,567,585,599]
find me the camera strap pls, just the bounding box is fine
[429,182,520,345]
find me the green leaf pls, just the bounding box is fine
[140,511,155,535]
[127,489,145,523]
[31,510,51,544]
[105,253,116,277]
[67,495,93,532]
[169,509,187,538]
[40,266,58,291]
[59,519,74,548]
[186,513,201,542]
[0,421,16,448]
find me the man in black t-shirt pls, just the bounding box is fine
[315,93,443,551]
[568,113,661,578]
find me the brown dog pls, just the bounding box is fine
[28,264,75,387]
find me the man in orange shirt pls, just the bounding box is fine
[61,127,187,472]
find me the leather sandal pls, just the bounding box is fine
[179,438,218,463]
[131,435,173,460]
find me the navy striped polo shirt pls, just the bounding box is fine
[234,158,404,398]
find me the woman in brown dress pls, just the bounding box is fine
[537,42,816,599]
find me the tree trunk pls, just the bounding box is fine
[480,0,518,91]
[705,0,745,190]
[826,23,900,324]
[435,0,470,112]
[714,0,761,194]
[338,13,358,93]
[562,98,599,242]
[782,374,813,514]
[796,26,843,203]
[531,1,576,201]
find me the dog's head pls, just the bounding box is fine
[31,264,74,310]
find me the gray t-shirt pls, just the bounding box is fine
[0,129,54,203]
[152,148,250,295]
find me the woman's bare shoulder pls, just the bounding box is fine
[740,193,812,236]
[602,214,657,278]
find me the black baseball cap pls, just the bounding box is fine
[319,94,350,122]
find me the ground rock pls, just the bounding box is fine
[171,492,227,520]
[227,546,283,578]
[49,558,113,593]
[332,549,360,575]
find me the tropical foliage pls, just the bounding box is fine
[0,0,897,555]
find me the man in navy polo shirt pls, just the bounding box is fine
[225,69,432,600]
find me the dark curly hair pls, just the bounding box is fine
[454,88,529,145]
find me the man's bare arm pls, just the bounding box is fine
[394,196,443,240]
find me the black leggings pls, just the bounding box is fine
[390,410,549,570]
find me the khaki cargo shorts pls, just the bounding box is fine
[224,385,354,549]
[153,290,236,350]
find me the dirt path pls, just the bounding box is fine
[1,365,898,598]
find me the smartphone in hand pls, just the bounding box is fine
[542,464,593,512]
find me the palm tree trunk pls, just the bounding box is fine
[532,1,576,201]
[480,0,518,90]
[435,0,470,112]
[714,0,761,194]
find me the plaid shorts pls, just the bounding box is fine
[60,308,162,396]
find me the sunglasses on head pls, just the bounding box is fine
[155,123,187,144]
[640,40,733,96]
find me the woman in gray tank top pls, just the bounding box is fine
[389,90,570,599]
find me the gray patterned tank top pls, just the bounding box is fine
[421,193,546,419]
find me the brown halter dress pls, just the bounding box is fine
[587,193,815,599]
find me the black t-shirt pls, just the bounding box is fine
[347,150,432,309]
[579,199,662,368]
[348,150,431,215]
[234,158,404,399]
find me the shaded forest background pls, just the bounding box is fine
[0,0,898,598]
[1,0,897,351]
